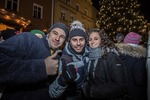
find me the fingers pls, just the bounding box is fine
[49,51,58,59]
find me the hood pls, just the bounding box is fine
[115,43,147,58]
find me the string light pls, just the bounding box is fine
[97,0,148,40]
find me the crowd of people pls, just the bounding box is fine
[0,20,149,100]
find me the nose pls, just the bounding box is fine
[56,35,60,41]
[91,39,94,44]
[77,40,81,46]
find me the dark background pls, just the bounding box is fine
[92,0,150,22]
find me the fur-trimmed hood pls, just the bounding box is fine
[115,43,147,58]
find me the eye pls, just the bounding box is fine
[89,38,92,41]
[80,38,85,41]
[60,35,66,40]
[52,31,58,35]
[94,37,99,40]
[72,38,77,42]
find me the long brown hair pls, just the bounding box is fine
[88,29,118,58]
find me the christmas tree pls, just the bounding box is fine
[96,0,148,40]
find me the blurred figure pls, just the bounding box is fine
[0,29,20,99]
[115,32,147,100]
[114,33,124,43]
[81,29,128,100]
[1,29,20,40]
[30,29,45,38]
[147,31,150,100]
[0,31,4,43]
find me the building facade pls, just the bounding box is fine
[0,0,98,32]
[0,0,52,32]
[53,0,98,30]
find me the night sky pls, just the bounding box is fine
[92,0,150,22]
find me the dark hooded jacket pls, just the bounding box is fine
[115,43,147,100]
[0,32,59,100]
[82,47,128,100]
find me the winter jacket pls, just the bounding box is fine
[0,32,59,100]
[49,42,89,99]
[147,36,150,100]
[116,43,147,100]
[82,47,128,100]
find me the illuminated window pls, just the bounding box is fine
[61,11,66,20]
[84,9,88,15]
[66,0,71,5]
[76,3,80,11]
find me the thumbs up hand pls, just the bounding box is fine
[44,51,59,75]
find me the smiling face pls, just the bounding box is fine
[89,32,101,48]
[48,28,66,50]
[70,36,86,53]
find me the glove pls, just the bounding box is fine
[58,59,77,86]
[81,81,91,98]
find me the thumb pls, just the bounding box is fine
[49,51,58,59]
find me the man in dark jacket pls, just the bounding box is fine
[0,22,69,100]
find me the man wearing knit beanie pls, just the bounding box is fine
[0,22,69,100]
[49,20,89,99]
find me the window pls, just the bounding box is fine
[6,0,19,12]
[33,3,43,19]
[76,3,80,11]
[84,9,88,15]
[70,15,75,22]
[61,11,66,20]
[66,0,71,5]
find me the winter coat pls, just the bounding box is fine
[0,32,59,100]
[83,47,128,100]
[147,36,150,100]
[116,43,147,100]
[49,42,89,99]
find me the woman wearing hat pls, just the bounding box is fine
[115,32,147,100]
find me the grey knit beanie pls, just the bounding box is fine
[48,22,69,39]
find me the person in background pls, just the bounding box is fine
[49,20,89,100]
[114,32,124,43]
[0,31,4,43]
[147,31,150,100]
[81,29,128,100]
[30,29,45,38]
[0,22,69,100]
[0,29,21,41]
[115,32,147,100]
[0,28,21,99]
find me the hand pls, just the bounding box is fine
[58,59,77,86]
[44,51,59,75]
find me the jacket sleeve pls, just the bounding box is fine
[133,58,147,86]
[90,53,128,98]
[49,77,67,98]
[0,34,47,85]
